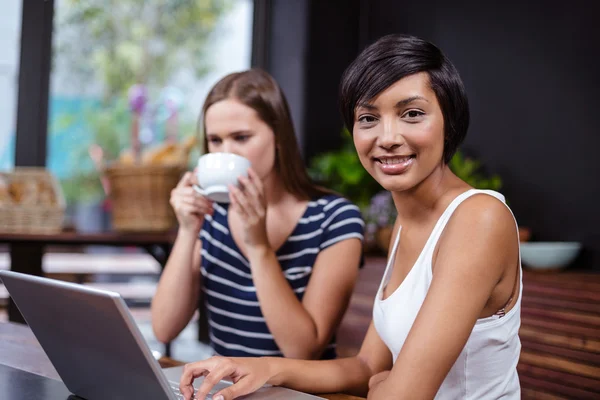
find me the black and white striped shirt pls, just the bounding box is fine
[199,194,364,359]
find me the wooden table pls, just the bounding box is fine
[0,230,177,356]
[517,269,600,399]
[0,322,364,400]
[0,231,175,321]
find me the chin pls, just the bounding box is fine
[382,183,415,193]
[371,171,412,191]
[374,178,411,193]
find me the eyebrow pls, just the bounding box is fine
[357,95,428,110]
[206,130,251,137]
[395,95,428,107]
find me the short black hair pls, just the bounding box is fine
[339,34,469,164]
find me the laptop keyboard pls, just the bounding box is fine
[169,381,212,400]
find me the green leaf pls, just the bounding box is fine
[449,150,503,192]
[308,129,381,206]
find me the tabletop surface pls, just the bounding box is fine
[0,321,364,400]
[0,230,176,245]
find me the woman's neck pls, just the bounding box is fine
[261,169,291,206]
[392,164,468,225]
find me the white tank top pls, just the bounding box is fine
[373,189,522,399]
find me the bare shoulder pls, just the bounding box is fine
[435,192,518,278]
[447,192,516,238]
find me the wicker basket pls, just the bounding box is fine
[104,163,186,232]
[0,167,66,234]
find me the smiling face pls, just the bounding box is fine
[352,72,446,193]
[204,98,276,181]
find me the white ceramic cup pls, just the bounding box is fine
[193,152,251,203]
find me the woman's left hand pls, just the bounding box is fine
[229,168,269,250]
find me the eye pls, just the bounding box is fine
[208,137,222,144]
[234,134,250,142]
[402,109,425,119]
[357,115,378,124]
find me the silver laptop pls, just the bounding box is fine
[0,270,324,400]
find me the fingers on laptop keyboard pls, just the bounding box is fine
[171,383,200,399]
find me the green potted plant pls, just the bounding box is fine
[308,129,382,211]
[448,150,503,191]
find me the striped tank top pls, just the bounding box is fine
[199,194,365,359]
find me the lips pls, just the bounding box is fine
[373,155,415,175]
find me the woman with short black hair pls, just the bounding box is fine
[178,34,522,400]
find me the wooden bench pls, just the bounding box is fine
[336,257,600,399]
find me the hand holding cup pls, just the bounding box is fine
[170,172,214,235]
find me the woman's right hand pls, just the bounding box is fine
[179,356,274,400]
[170,171,213,234]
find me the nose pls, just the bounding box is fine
[220,140,244,158]
[221,140,234,154]
[378,116,404,151]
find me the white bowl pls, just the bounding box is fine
[520,242,582,270]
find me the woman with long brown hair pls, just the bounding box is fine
[151,69,365,360]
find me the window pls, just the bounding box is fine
[47,0,253,230]
[0,1,23,170]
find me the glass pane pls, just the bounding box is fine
[0,0,22,170]
[47,0,253,231]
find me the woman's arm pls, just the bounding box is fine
[268,322,393,396]
[180,320,393,400]
[247,236,362,359]
[230,169,364,359]
[151,172,212,343]
[151,231,202,343]
[367,195,519,399]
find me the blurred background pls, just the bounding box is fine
[0,2,598,397]
[2,0,253,231]
[1,0,598,268]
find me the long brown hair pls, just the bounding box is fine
[200,68,330,201]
